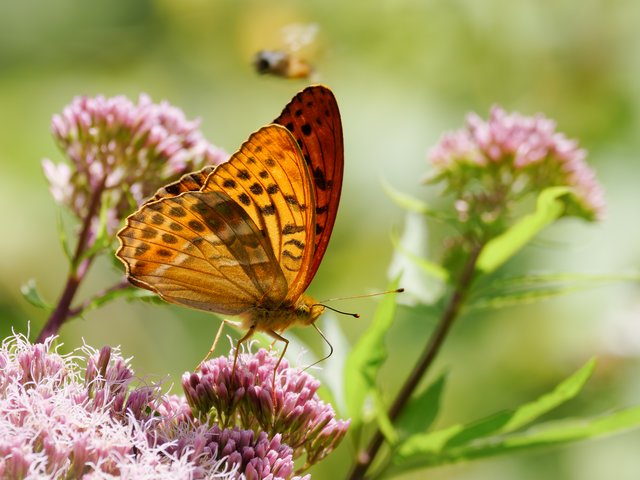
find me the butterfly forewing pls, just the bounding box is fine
[149,166,217,203]
[274,85,343,291]
[200,124,316,302]
[116,86,342,318]
[117,187,288,314]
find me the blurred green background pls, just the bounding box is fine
[1,0,640,478]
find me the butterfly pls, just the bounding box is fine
[116,85,343,375]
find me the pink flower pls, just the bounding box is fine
[183,348,350,470]
[427,105,605,222]
[0,332,339,478]
[43,94,228,235]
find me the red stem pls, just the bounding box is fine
[36,177,106,343]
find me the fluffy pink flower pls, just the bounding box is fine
[427,105,605,222]
[42,94,228,235]
[183,348,350,470]
[0,333,331,479]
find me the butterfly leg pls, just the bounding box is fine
[231,325,256,378]
[266,329,289,402]
[196,318,242,371]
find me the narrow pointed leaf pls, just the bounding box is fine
[56,211,73,262]
[392,406,640,472]
[469,273,640,310]
[77,200,113,264]
[477,186,570,274]
[20,279,52,310]
[381,178,437,216]
[469,285,594,310]
[391,231,449,282]
[75,285,158,318]
[344,276,401,425]
[394,359,596,468]
[396,373,448,438]
[380,177,453,223]
[375,391,399,446]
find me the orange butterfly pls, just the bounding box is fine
[116,86,343,373]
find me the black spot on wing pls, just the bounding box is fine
[162,233,178,244]
[284,239,304,250]
[141,227,157,239]
[283,224,305,235]
[249,183,264,195]
[313,167,328,191]
[238,193,251,206]
[169,206,187,217]
[282,250,302,261]
[188,220,206,232]
[261,204,275,216]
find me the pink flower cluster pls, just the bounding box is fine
[0,333,344,479]
[183,348,351,470]
[42,94,227,234]
[428,106,605,221]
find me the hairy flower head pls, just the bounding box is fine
[42,94,227,235]
[183,348,350,470]
[427,105,605,228]
[0,333,338,478]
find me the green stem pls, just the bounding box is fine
[348,243,483,479]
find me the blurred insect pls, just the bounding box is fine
[253,23,319,80]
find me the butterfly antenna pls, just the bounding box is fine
[303,323,334,372]
[313,304,360,318]
[319,288,405,303]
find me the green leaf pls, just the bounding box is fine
[344,276,401,426]
[76,197,114,266]
[469,273,640,310]
[374,390,399,446]
[496,358,596,434]
[393,359,597,470]
[476,186,571,274]
[391,231,449,283]
[20,279,52,310]
[396,373,447,438]
[381,178,436,216]
[469,284,594,310]
[393,406,640,471]
[477,272,640,291]
[75,286,158,318]
[446,358,596,448]
[56,210,73,262]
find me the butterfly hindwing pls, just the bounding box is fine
[150,166,217,203]
[274,85,344,291]
[117,188,288,314]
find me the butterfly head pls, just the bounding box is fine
[294,295,325,326]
